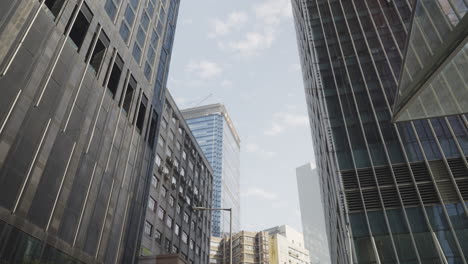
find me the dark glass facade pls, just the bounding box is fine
[139,92,213,264]
[292,0,468,263]
[0,0,179,263]
[393,0,467,122]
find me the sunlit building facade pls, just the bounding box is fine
[182,104,241,237]
[0,0,179,263]
[292,0,468,263]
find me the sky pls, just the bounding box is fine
[168,0,328,260]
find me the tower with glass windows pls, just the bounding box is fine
[181,104,241,238]
[0,0,179,263]
[292,0,468,263]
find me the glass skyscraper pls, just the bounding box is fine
[292,0,468,263]
[181,104,241,237]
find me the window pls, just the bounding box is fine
[176,204,181,214]
[165,239,171,252]
[196,246,200,255]
[169,130,174,141]
[119,75,136,115]
[178,127,183,135]
[161,186,167,197]
[45,0,66,18]
[132,44,142,63]
[104,0,117,20]
[144,221,152,236]
[183,212,189,223]
[171,116,177,124]
[169,196,174,207]
[151,175,158,188]
[191,220,195,231]
[87,31,109,73]
[182,232,188,244]
[157,206,165,220]
[171,176,177,186]
[166,216,173,228]
[175,224,180,236]
[172,245,178,254]
[173,158,179,168]
[135,94,148,133]
[155,155,162,167]
[148,196,156,211]
[106,55,123,98]
[158,136,165,148]
[119,23,130,42]
[182,151,186,160]
[166,146,172,157]
[66,3,92,50]
[147,110,158,149]
[188,161,193,171]
[189,240,194,250]
[180,168,185,177]
[176,141,181,151]
[155,229,162,243]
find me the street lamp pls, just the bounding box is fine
[192,207,232,264]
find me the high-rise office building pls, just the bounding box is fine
[0,0,179,263]
[393,1,467,122]
[296,163,330,264]
[139,91,213,264]
[292,0,468,263]
[265,225,310,264]
[210,231,270,264]
[181,104,241,237]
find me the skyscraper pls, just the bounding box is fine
[292,0,468,263]
[393,1,467,122]
[0,0,179,263]
[181,104,241,237]
[296,163,330,264]
[139,91,213,264]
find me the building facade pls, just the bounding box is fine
[210,231,270,264]
[265,225,310,264]
[393,1,467,122]
[181,104,241,237]
[292,0,468,263]
[296,163,330,264]
[0,0,179,263]
[139,92,213,264]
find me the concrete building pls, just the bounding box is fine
[296,163,330,264]
[0,0,179,263]
[181,104,241,237]
[139,92,213,264]
[209,231,270,264]
[393,1,468,122]
[265,225,310,264]
[292,0,468,263]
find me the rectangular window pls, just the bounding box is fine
[151,175,158,188]
[144,62,152,81]
[66,3,93,50]
[136,27,146,46]
[155,155,162,167]
[176,141,181,151]
[166,216,173,228]
[166,146,172,157]
[133,44,142,63]
[158,136,165,148]
[104,0,117,20]
[45,0,66,18]
[135,94,148,133]
[157,206,165,220]
[144,221,153,236]
[119,22,130,42]
[147,109,158,148]
[176,204,181,214]
[87,31,109,73]
[141,12,150,30]
[161,186,167,197]
[120,75,136,115]
[148,196,155,211]
[106,54,123,98]
[183,212,189,223]
[169,196,174,207]
[182,232,188,244]
[155,230,162,243]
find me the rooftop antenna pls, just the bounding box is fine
[193,93,213,107]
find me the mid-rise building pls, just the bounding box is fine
[393,1,467,121]
[296,163,330,264]
[292,0,468,263]
[0,0,179,263]
[210,231,270,264]
[181,104,241,237]
[139,92,214,263]
[264,225,310,264]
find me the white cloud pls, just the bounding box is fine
[253,0,292,25]
[186,60,223,79]
[241,187,278,201]
[221,80,233,88]
[244,143,276,158]
[264,112,309,136]
[227,30,275,56]
[208,11,248,38]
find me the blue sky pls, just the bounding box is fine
[168,0,319,238]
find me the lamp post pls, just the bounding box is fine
[192,207,232,264]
